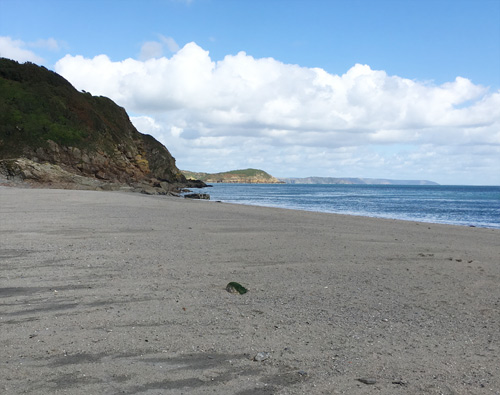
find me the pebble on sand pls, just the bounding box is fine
[357,378,377,385]
[226,282,248,294]
[253,352,270,362]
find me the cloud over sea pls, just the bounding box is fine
[53,42,500,184]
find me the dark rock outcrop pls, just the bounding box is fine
[184,193,210,200]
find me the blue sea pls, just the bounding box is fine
[199,184,500,229]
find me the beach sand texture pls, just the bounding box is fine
[1,187,499,394]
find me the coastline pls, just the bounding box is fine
[205,183,500,229]
[206,198,498,230]
[1,187,499,394]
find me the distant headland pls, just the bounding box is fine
[280,176,439,185]
[182,169,438,186]
[182,169,283,184]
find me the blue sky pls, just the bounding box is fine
[1,0,499,184]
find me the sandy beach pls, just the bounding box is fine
[1,187,499,394]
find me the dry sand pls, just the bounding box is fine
[1,187,499,394]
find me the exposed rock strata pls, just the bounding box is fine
[0,157,197,195]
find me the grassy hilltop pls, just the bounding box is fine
[182,168,283,184]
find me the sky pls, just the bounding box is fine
[1,0,499,185]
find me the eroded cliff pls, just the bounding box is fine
[0,58,203,193]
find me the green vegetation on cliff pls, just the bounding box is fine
[182,168,283,184]
[0,60,90,152]
[0,58,188,186]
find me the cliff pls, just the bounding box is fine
[0,58,204,193]
[182,169,283,184]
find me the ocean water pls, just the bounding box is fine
[198,184,500,229]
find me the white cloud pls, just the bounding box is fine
[139,41,164,60]
[54,42,500,184]
[130,115,162,134]
[0,36,45,63]
[139,36,179,60]
[0,36,65,65]
[29,38,61,51]
[160,35,180,52]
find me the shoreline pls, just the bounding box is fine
[1,187,499,394]
[204,183,500,230]
[205,198,499,230]
[2,180,498,229]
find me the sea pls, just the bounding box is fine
[196,184,500,229]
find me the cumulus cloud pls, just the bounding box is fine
[0,36,45,63]
[55,42,500,184]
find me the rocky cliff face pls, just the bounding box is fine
[0,58,203,193]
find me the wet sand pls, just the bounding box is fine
[1,187,499,394]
